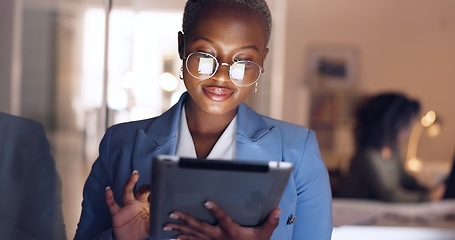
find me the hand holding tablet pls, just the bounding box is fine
[149,155,293,239]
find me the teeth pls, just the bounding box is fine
[206,87,231,95]
[213,88,223,94]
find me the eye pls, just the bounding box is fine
[196,50,216,58]
[233,53,258,63]
[234,57,252,62]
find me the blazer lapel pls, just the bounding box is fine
[130,94,284,186]
[236,103,283,163]
[131,93,186,187]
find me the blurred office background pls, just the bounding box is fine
[1,0,454,239]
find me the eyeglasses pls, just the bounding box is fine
[184,52,263,87]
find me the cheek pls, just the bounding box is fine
[182,72,200,90]
[237,86,254,98]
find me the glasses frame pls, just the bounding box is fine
[183,52,263,87]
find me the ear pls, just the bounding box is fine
[261,47,269,72]
[178,31,185,60]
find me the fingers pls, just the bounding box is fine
[430,183,446,202]
[261,208,281,232]
[105,186,120,215]
[204,202,281,239]
[122,170,140,204]
[167,203,280,240]
[204,201,233,228]
[106,170,143,214]
[204,201,237,238]
[165,212,214,239]
[136,184,151,202]
[204,202,280,237]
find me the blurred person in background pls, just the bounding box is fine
[0,112,66,240]
[443,150,455,199]
[340,92,446,202]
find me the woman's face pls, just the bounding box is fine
[178,5,269,116]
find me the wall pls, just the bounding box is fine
[1,0,454,164]
[0,0,22,114]
[282,0,455,165]
[21,8,56,128]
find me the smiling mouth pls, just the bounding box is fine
[202,86,234,101]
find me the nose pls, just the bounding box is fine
[212,63,231,82]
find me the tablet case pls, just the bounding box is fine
[149,155,293,238]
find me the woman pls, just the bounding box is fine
[75,0,333,239]
[341,92,446,202]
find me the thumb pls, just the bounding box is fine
[105,186,120,215]
[261,208,281,232]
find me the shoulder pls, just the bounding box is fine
[237,103,313,142]
[353,149,385,164]
[256,115,326,174]
[0,112,46,142]
[253,114,323,171]
[0,112,44,132]
[105,95,183,139]
[257,115,317,150]
[102,117,158,145]
[0,113,53,168]
[107,117,155,134]
[262,115,312,136]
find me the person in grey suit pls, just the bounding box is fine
[0,112,66,240]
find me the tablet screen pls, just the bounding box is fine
[149,155,293,238]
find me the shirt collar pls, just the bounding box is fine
[175,105,237,160]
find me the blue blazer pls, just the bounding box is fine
[75,93,333,240]
[0,112,66,240]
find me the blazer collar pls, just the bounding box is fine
[236,101,283,163]
[138,92,275,145]
[132,92,283,186]
[131,93,186,186]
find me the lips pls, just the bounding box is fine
[202,86,234,101]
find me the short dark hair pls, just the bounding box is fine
[353,92,421,151]
[182,0,272,45]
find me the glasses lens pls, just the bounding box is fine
[230,61,261,86]
[185,52,262,86]
[186,53,217,79]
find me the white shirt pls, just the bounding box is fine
[175,105,237,160]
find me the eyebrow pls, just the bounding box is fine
[192,37,260,52]
[240,45,259,52]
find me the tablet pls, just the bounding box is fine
[149,155,293,238]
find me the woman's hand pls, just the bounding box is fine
[105,170,150,240]
[164,201,281,240]
[430,183,446,202]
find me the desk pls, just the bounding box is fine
[332,199,455,240]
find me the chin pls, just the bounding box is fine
[202,101,237,115]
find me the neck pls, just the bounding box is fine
[381,147,392,161]
[184,102,237,158]
[184,102,237,136]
